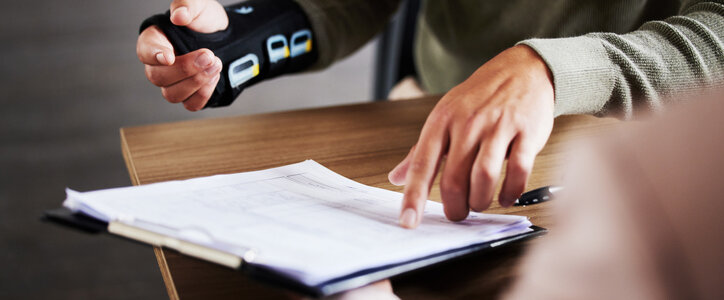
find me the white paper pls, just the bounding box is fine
[64,160,531,285]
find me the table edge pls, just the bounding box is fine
[121,127,179,300]
[120,128,141,186]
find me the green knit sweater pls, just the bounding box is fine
[295,0,724,118]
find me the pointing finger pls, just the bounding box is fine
[399,116,449,229]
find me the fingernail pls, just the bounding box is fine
[388,171,400,186]
[205,59,221,75]
[500,196,515,208]
[155,52,167,65]
[388,165,405,186]
[399,208,417,228]
[195,52,213,69]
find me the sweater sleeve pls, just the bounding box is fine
[519,1,724,118]
[294,0,402,69]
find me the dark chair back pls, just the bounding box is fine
[373,0,421,100]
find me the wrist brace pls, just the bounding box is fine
[140,0,318,108]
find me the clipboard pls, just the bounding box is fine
[43,207,546,297]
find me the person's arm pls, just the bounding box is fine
[136,0,228,111]
[136,0,400,111]
[504,91,724,300]
[520,0,724,119]
[295,0,402,69]
[392,1,724,228]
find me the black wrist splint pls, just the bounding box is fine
[140,0,318,108]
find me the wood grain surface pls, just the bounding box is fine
[120,96,618,299]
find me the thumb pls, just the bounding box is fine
[170,0,228,33]
[388,145,416,186]
[137,25,176,66]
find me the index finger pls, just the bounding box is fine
[399,117,449,229]
[137,25,175,66]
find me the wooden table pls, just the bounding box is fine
[120,96,617,299]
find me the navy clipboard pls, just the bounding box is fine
[43,207,546,298]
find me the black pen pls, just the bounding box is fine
[513,186,563,206]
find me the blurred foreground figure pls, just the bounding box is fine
[317,91,724,299]
[504,92,724,300]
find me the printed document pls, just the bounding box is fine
[64,160,532,285]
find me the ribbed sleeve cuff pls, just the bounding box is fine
[518,37,615,117]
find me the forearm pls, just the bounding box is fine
[295,0,401,69]
[520,0,724,118]
[137,0,402,110]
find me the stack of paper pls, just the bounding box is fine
[64,160,532,286]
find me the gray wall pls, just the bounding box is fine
[0,0,377,298]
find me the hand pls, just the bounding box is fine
[136,0,228,111]
[289,280,398,300]
[389,45,555,228]
[331,280,398,300]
